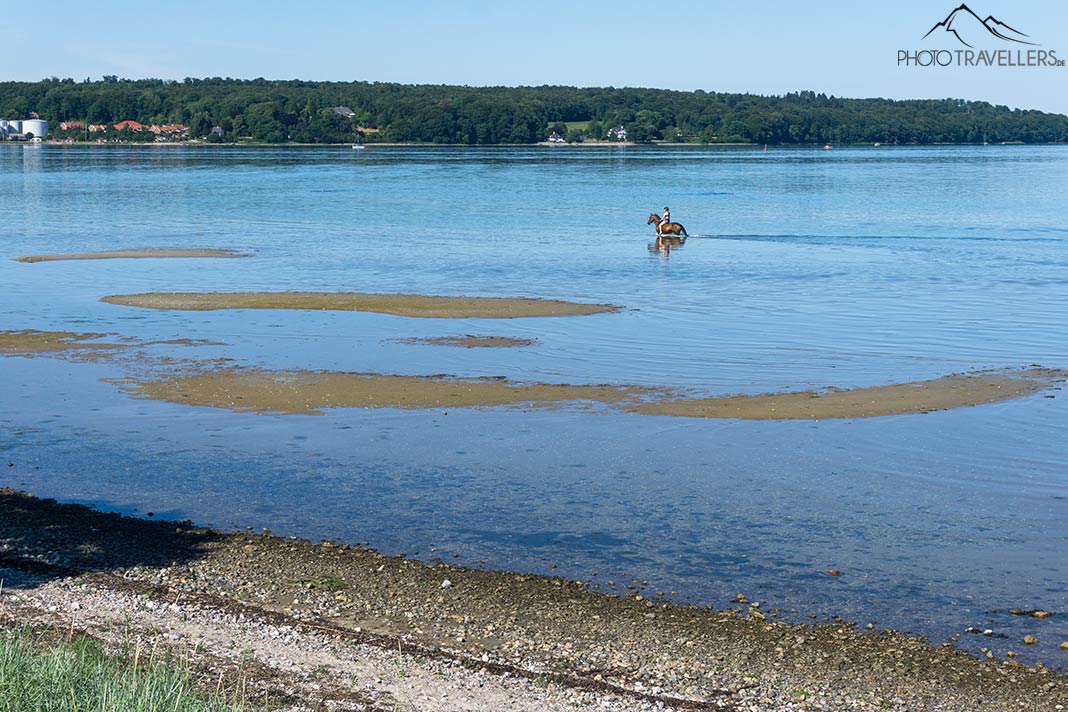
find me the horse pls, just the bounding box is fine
[647,213,688,237]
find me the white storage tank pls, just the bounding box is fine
[20,119,47,138]
[0,119,21,134]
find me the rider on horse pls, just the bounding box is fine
[648,209,688,238]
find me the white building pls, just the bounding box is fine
[21,119,48,138]
[1,118,48,140]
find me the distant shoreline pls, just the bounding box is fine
[10,140,1062,149]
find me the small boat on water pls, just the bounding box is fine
[352,143,365,150]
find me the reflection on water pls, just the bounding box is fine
[1,144,1067,666]
[648,235,686,258]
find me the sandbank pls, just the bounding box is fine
[3,330,1061,419]
[15,248,250,263]
[395,335,539,348]
[111,369,651,415]
[0,330,124,355]
[111,365,1064,418]
[632,369,1066,420]
[101,292,620,318]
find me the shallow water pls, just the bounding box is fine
[1,144,1067,665]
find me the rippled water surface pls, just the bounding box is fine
[1,144,1066,665]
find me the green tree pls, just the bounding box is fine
[565,127,585,143]
[189,111,213,137]
[0,77,1063,145]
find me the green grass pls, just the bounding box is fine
[0,628,261,712]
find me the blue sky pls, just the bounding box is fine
[4,0,1067,113]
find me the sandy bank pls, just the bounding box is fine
[113,364,1065,418]
[102,292,620,319]
[16,248,250,263]
[0,489,1063,711]
[0,329,123,355]
[395,335,539,348]
[633,369,1065,419]
[112,368,651,415]
[4,330,1063,419]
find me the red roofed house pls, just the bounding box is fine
[114,120,146,132]
[88,124,108,133]
[149,123,188,137]
[60,121,84,131]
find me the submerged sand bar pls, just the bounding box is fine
[632,369,1065,419]
[114,369,652,415]
[102,292,620,318]
[0,330,124,355]
[4,330,1062,419]
[396,335,539,348]
[16,248,250,263]
[114,366,1065,419]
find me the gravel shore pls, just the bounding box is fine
[1,489,1065,711]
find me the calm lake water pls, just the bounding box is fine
[1,144,1067,665]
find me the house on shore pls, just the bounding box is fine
[113,120,147,132]
[607,125,627,141]
[149,124,188,135]
[547,130,565,143]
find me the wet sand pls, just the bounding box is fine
[4,330,1063,418]
[102,292,620,318]
[632,369,1066,419]
[395,335,539,348]
[0,489,1063,711]
[15,248,250,263]
[112,368,652,415]
[0,330,124,355]
[113,364,1065,418]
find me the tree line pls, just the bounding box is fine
[2,76,1066,145]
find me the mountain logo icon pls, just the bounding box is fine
[923,4,1037,48]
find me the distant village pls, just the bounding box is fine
[1,112,194,143]
[3,108,633,145]
[71,120,189,138]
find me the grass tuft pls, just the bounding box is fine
[0,628,261,712]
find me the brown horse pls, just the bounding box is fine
[647,213,688,237]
